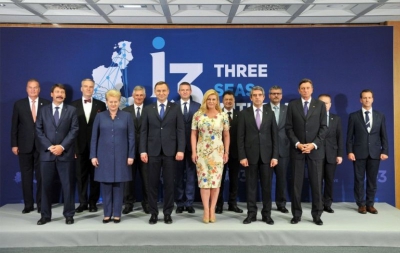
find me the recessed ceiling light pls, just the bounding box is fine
[119,5,145,9]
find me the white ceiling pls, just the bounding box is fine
[0,0,399,25]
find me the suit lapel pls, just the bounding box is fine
[57,105,68,127]
[295,100,306,120]
[278,106,285,127]
[88,100,100,124]
[306,99,318,120]
[357,110,368,132]
[152,103,162,120]
[163,102,172,119]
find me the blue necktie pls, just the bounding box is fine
[304,101,309,116]
[160,104,165,119]
[137,107,141,119]
[183,102,188,120]
[54,107,60,125]
[365,111,370,128]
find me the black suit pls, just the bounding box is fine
[71,98,106,207]
[140,102,185,216]
[265,103,290,209]
[217,108,241,208]
[237,106,278,218]
[346,109,388,207]
[285,98,328,219]
[11,97,51,210]
[322,113,343,208]
[36,103,79,219]
[122,104,148,209]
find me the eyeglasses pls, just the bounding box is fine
[269,93,282,96]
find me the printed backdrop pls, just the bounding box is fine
[0,27,394,206]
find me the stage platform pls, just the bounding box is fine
[1,202,399,248]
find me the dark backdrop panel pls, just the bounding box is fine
[0,27,394,206]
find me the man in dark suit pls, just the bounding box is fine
[122,85,149,214]
[318,94,343,213]
[285,78,327,226]
[11,78,50,214]
[71,78,106,213]
[175,82,200,214]
[35,83,79,225]
[238,86,278,225]
[216,90,243,214]
[346,89,388,214]
[265,85,290,214]
[140,81,185,225]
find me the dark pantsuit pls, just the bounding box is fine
[292,156,323,219]
[273,156,289,208]
[322,162,337,207]
[124,155,148,206]
[101,182,124,217]
[41,161,75,219]
[76,148,99,206]
[246,159,273,218]
[175,151,196,207]
[218,159,240,207]
[18,151,41,209]
[353,157,380,207]
[148,154,176,215]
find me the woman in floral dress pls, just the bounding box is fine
[191,89,230,223]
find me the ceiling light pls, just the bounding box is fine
[119,5,145,9]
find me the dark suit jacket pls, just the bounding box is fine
[285,98,328,160]
[179,99,200,152]
[140,101,185,157]
[324,113,343,164]
[346,109,388,159]
[35,103,79,161]
[237,106,279,164]
[123,104,143,154]
[71,98,107,154]
[223,108,239,159]
[264,103,290,158]
[11,97,51,153]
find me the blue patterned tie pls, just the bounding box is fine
[365,111,370,128]
[304,101,309,116]
[137,107,141,119]
[183,102,188,120]
[160,104,165,119]
[54,107,60,125]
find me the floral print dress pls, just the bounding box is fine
[191,111,230,188]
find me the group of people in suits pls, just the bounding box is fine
[10,77,388,226]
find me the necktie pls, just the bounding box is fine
[183,102,188,119]
[304,101,309,116]
[365,111,370,129]
[160,104,165,119]
[327,115,330,127]
[54,107,60,126]
[227,112,232,124]
[137,107,141,119]
[255,109,261,130]
[32,100,36,122]
[273,106,279,124]
[84,99,91,103]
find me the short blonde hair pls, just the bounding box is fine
[106,89,121,100]
[199,89,222,113]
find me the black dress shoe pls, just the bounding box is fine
[243,216,257,224]
[65,217,74,225]
[215,206,223,214]
[262,216,274,225]
[149,214,158,225]
[75,205,88,213]
[142,204,150,214]
[176,206,184,213]
[114,218,121,223]
[37,217,51,225]
[323,206,334,213]
[291,217,301,224]
[122,205,133,214]
[89,204,98,212]
[22,207,34,214]
[277,206,289,213]
[313,218,323,225]
[164,215,173,224]
[102,218,111,224]
[186,206,195,213]
[228,205,243,213]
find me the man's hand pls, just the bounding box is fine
[141,153,148,163]
[50,145,64,156]
[11,147,19,155]
[348,153,356,161]
[336,157,343,165]
[301,143,315,153]
[127,158,134,165]
[380,154,388,161]
[270,159,278,167]
[176,152,184,161]
[91,158,99,167]
[240,158,249,167]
